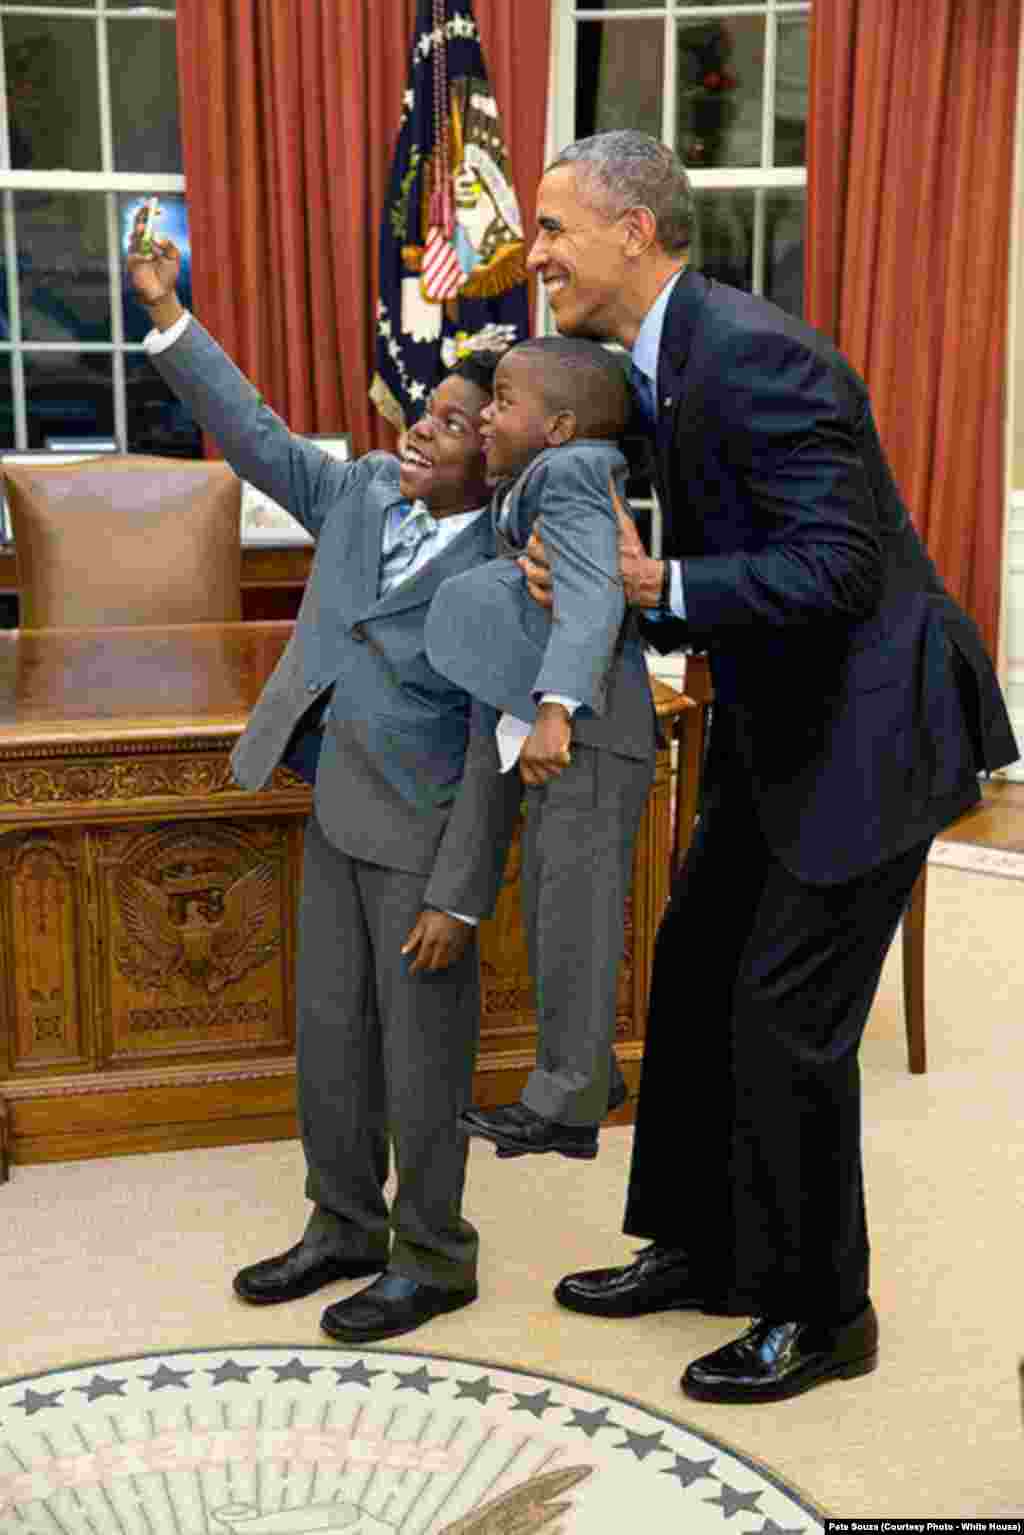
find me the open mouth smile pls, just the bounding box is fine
[401,444,432,470]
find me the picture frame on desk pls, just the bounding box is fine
[240,434,350,549]
[0,446,119,544]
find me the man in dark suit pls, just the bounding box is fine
[128,240,521,1344]
[521,130,1017,1403]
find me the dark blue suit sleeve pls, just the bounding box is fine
[681,332,885,634]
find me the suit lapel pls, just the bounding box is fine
[654,270,714,556]
[359,496,394,610]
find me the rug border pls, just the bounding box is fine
[0,1342,830,1525]
[929,840,1024,879]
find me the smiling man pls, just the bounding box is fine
[128,239,521,1346]
[519,130,1017,1405]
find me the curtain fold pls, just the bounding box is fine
[175,0,550,456]
[806,0,1020,660]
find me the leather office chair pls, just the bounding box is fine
[3,455,242,627]
[667,657,928,1074]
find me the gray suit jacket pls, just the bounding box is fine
[151,319,520,918]
[424,441,656,761]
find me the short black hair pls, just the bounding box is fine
[506,337,630,441]
[449,348,504,399]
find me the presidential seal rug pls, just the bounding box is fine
[0,1346,824,1533]
[929,839,1024,881]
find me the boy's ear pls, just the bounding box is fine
[545,409,577,447]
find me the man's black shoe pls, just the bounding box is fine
[554,1242,701,1317]
[681,1302,879,1403]
[233,1241,385,1305]
[459,1102,598,1160]
[494,1078,627,1159]
[320,1272,478,1343]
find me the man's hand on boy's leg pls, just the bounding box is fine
[518,520,555,608]
[519,703,572,786]
[401,910,474,974]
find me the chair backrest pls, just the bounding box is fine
[4,454,242,627]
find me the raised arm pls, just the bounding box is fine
[127,237,363,539]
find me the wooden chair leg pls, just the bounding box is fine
[902,865,927,1074]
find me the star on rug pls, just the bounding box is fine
[0,1347,825,1533]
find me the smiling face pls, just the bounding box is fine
[398,375,492,515]
[479,352,567,481]
[527,164,634,343]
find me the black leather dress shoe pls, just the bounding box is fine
[554,1243,702,1317]
[320,1272,478,1343]
[494,1078,628,1159]
[459,1102,598,1159]
[233,1241,385,1305]
[682,1302,879,1403]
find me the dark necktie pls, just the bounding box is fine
[629,361,657,433]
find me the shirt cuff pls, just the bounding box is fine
[642,560,686,621]
[442,909,478,926]
[143,310,191,354]
[538,693,581,715]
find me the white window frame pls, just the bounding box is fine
[547,0,809,311]
[546,0,810,560]
[0,2,184,452]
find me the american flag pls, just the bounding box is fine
[370,0,528,430]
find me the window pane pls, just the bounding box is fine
[692,189,753,291]
[572,0,663,8]
[24,351,114,449]
[3,17,102,171]
[108,19,183,173]
[15,191,111,344]
[764,188,805,317]
[677,16,764,169]
[775,18,809,168]
[119,192,192,342]
[0,353,13,451]
[576,20,664,141]
[125,353,201,458]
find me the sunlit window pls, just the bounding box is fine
[0,1,199,456]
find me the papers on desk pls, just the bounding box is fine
[240,435,350,548]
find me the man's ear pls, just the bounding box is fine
[621,204,658,257]
[546,409,577,447]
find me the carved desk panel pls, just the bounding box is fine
[0,624,693,1177]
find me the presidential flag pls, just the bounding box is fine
[370,0,530,430]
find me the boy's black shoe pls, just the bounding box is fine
[459,1102,598,1159]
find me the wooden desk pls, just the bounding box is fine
[0,624,694,1176]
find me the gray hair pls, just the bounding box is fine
[547,131,693,255]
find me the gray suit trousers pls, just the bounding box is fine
[296,808,480,1288]
[519,744,654,1126]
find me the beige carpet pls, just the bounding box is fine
[2,858,1022,1521]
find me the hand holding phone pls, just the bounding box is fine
[130,197,161,257]
[126,197,181,317]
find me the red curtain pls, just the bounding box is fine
[175,1,550,456]
[806,0,1020,660]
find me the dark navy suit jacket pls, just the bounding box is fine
[642,271,1017,885]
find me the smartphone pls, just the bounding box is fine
[133,197,161,255]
